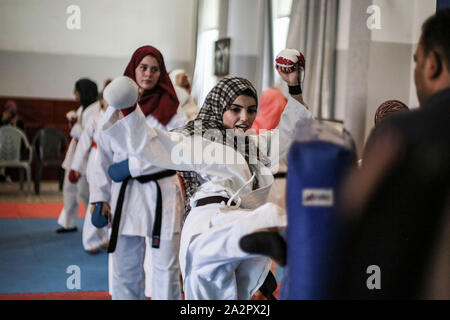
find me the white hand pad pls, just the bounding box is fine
[103,76,139,110]
[275,49,305,69]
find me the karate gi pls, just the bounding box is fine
[100,95,311,300]
[71,108,108,251]
[90,105,186,300]
[58,101,101,229]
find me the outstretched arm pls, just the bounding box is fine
[100,76,253,184]
[101,106,252,185]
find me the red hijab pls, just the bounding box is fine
[251,88,287,134]
[124,46,179,125]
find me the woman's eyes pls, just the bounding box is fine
[230,107,257,114]
[140,66,159,73]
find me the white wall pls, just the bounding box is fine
[0,0,197,99]
[334,0,436,156]
[227,0,266,94]
[364,0,436,144]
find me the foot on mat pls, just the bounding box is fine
[56,227,78,234]
[101,242,109,250]
[86,247,100,254]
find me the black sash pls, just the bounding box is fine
[107,170,177,253]
[273,172,287,179]
[259,271,278,300]
[195,196,236,207]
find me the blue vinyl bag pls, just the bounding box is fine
[279,119,356,300]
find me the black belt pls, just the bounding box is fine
[107,170,177,253]
[259,271,278,300]
[196,196,236,207]
[273,172,287,179]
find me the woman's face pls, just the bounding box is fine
[1,109,12,121]
[222,95,257,133]
[176,72,190,89]
[73,90,80,103]
[135,55,161,91]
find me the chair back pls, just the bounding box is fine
[33,127,68,162]
[0,125,29,162]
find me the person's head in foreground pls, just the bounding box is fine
[414,8,450,105]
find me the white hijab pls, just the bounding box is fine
[169,69,190,106]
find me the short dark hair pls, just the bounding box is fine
[421,8,450,70]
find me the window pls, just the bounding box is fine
[272,0,293,84]
[192,29,219,106]
[192,0,220,106]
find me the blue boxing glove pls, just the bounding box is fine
[108,159,130,182]
[91,202,108,228]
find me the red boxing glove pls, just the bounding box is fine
[68,170,80,183]
[121,105,137,117]
[275,49,305,70]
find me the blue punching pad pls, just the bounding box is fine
[108,159,130,182]
[280,119,356,300]
[91,202,108,228]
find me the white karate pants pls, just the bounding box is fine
[110,234,182,300]
[57,169,89,229]
[82,204,108,251]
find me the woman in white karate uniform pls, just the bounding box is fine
[90,46,186,300]
[57,79,101,233]
[101,59,311,300]
[71,82,111,253]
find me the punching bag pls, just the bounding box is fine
[280,119,356,300]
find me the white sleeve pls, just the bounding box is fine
[278,97,312,154]
[128,155,176,177]
[89,131,113,203]
[251,96,312,172]
[70,123,83,139]
[126,107,188,177]
[71,119,94,174]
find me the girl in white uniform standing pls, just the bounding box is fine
[90,46,186,300]
[57,79,101,233]
[101,59,311,300]
[71,81,111,253]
